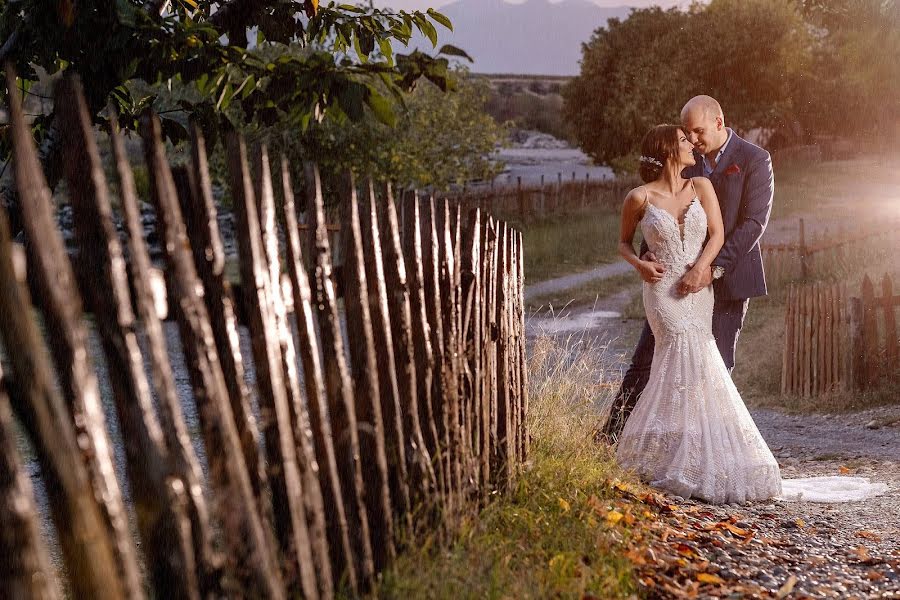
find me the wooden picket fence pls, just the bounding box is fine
[0,72,528,599]
[444,173,636,223]
[782,274,900,396]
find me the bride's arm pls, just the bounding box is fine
[692,177,725,271]
[677,178,724,295]
[619,189,665,283]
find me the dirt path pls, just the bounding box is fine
[524,260,632,302]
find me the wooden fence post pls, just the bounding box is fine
[860,275,879,387]
[883,275,897,375]
[8,66,142,600]
[799,218,808,280]
[849,294,865,390]
[58,77,202,600]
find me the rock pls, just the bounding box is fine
[867,419,881,430]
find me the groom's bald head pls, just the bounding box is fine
[681,95,728,159]
[681,95,724,123]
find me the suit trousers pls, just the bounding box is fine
[602,293,750,441]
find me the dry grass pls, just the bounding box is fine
[376,334,640,599]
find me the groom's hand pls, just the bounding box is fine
[677,263,713,295]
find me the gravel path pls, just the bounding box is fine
[525,277,900,598]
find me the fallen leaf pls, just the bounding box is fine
[606,510,624,525]
[776,575,798,599]
[697,573,725,584]
[856,530,882,541]
[724,523,749,537]
[866,570,884,581]
[794,518,806,528]
[839,465,852,475]
[558,497,570,513]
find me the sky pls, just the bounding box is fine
[371,0,685,10]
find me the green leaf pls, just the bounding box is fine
[417,18,438,47]
[378,38,394,65]
[338,4,367,13]
[365,87,396,127]
[437,45,472,61]
[427,9,453,31]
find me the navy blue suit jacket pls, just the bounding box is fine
[686,129,774,300]
[640,129,774,300]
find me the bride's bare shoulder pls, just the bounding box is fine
[691,177,715,195]
[623,185,648,208]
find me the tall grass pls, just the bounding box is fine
[376,333,638,599]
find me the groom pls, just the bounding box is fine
[602,95,775,442]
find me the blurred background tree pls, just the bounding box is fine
[563,0,899,172]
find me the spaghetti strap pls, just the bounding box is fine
[689,177,697,197]
[639,186,650,217]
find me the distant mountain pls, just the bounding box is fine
[399,0,635,75]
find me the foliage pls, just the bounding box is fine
[284,67,507,191]
[562,7,694,169]
[563,0,898,170]
[794,0,900,138]
[0,0,466,168]
[484,88,572,142]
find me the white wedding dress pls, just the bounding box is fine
[615,191,888,504]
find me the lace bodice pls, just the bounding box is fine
[640,197,706,270]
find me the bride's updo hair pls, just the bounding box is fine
[638,124,683,183]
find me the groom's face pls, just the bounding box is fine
[682,109,725,157]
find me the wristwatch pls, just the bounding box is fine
[712,265,725,280]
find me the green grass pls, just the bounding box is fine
[377,335,640,600]
[771,153,900,220]
[522,205,625,284]
[525,273,638,312]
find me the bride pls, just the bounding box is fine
[613,124,888,505]
[614,124,782,504]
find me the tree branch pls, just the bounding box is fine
[0,28,20,64]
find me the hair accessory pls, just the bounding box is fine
[639,155,663,168]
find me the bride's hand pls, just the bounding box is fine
[677,263,713,295]
[637,259,666,283]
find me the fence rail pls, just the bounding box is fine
[762,217,898,284]
[0,71,528,599]
[441,174,636,223]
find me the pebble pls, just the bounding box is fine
[638,406,900,599]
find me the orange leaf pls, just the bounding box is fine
[856,530,882,541]
[839,465,852,475]
[697,573,725,584]
[724,524,749,537]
